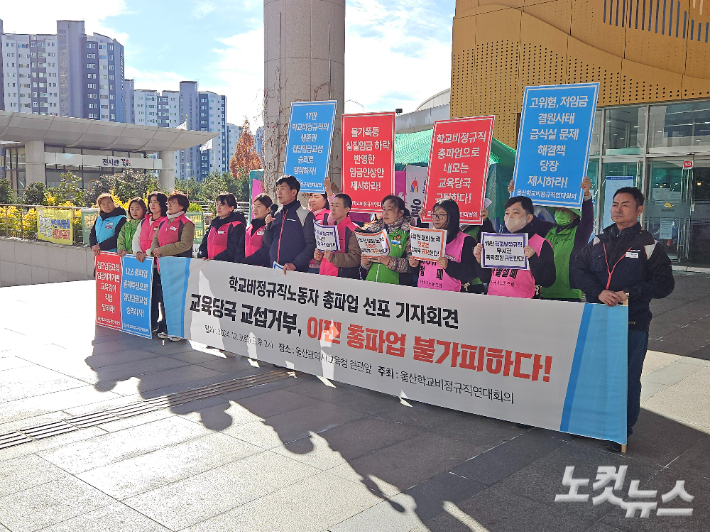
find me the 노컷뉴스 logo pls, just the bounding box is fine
[555,466,693,518]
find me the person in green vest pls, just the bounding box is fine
[540,176,594,301]
[117,197,147,257]
[359,195,412,285]
[460,199,495,294]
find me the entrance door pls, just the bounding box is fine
[689,158,710,266]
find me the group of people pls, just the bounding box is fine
[89,173,675,449]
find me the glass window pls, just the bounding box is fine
[589,111,602,156]
[600,161,642,228]
[648,101,710,152]
[603,106,646,155]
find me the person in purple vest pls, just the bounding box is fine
[407,199,479,292]
[474,196,556,298]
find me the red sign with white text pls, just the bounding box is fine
[423,116,495,224]
[95,252,122,330]
[342,112,395,213]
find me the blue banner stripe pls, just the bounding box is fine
[560,305,592,431]
[161,257,190,338]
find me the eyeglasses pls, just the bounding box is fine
[431,213,448,220]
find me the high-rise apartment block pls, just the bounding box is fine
[0,19,125,122]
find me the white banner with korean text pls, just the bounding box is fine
[159,258,629,444]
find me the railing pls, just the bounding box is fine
[0,204,86,245]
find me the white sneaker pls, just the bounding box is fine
[168,336,183,342]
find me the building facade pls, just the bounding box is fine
[451,0,710,266]
[1,19,125,122]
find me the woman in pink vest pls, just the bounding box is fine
[149,191,195,340]
[408,199,479,292]
[197,193,246,262]
[134,192,168,335]
[314,194,361,279]
[308,192,331,273]
[474,196,557,298]
[245,193,272,265]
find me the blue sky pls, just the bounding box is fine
[2,0,455,126]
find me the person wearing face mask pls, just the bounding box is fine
[314,194,361,278]
[540,176,595,301]
[408,199,478,292]
[460,199,495,294]
[307,192,331,273]
[474,196,556,297]
[359,195,412,285]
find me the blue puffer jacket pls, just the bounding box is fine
[89,207,127,252]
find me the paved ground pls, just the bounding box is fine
[0,274,709,532]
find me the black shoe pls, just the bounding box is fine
[606,441,623,453]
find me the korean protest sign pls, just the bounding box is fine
[283,100,337,193]
[405,164,427,221]
[355,230,390,257]
[513,83,599,209]
[409,227,446,261]
[481,233,529,270]
[424,116,495,225]
[158,257,630,444]
[314,222,340,252]
[37,207,73,245]
[341,112,395,213]
[95,252,122,330]
[120,255,154,338]
[81,208,98,246]
[185,211,205,256]
[95,252,154,338]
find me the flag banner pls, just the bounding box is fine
[409,227,446,261]
[37,207,73,245]
[159,258,629,444]
[95,252,154,338]
[341,112,396,213]
[481,233,529,270]
[185,211,205,255]
[513,82,599,209]
[283,100,338,193]
[355,230,390,257]
[314,222,340,252]
[405,165,427,221]
[176,120,187,130]
[199,139,213,152]
[424,116,495,225]
[120,255,154,338]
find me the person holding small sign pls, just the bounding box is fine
[474,196,556,298]
[314,194,361,278]
[408,199,478,292]
[197,193,246,263]
[359,195,412,285]
[307,190,331,273]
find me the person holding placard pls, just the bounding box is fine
[243,175,316,272]
[408,199,478,292]
[461,200,495,294]
[474,196,556,298]
[570,187,674,450]
[359,195,412,285]
[197,193,246,263]
[245,193,272,264]
[307,191,331,273]
[314,194,361,279]
[540,176,595,301]
[117,197,147,257]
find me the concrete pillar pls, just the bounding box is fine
[24,140,46,186]
[159,150,176,191]
[263,0,345,196]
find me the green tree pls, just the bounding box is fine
[113,169,160,203]
[85,173,116,207]
[175,177,201,202]
[0,178,16,204]
[22,182,47,205]
[48,172,85,206]
[200,172,233,213]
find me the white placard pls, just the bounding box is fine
[481,233,529,270]
[409,227,446,261]
[355,230,390,257]
[314,222,340,252]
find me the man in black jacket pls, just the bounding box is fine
[571,187,674,449]
[244,175,316,272]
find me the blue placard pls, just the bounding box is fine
[283,100,337,193]
[513,83,599,209]
[120,255,153,338]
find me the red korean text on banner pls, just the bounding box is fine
[342,112,395,213]
[95,251,122,330]
[423,116,495,225]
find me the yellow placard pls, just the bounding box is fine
[37,207,73,245]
